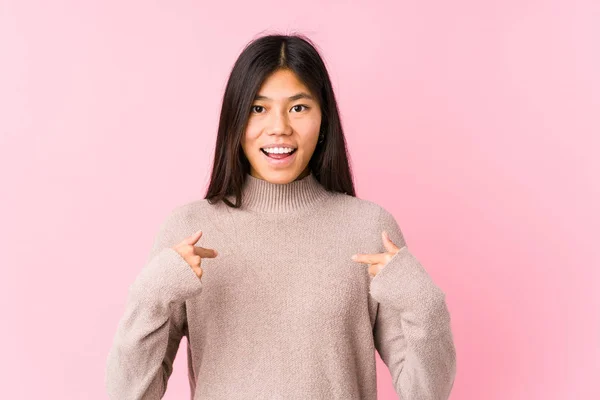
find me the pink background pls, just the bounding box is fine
[2,0,598,399]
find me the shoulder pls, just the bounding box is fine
[167,198,224,226]
[171,198,215,217]
[325,192,407,249]
[154,198,218,233]
[327,192,397,227]
[145,199,215,257]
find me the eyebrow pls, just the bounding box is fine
[253,92,315,102]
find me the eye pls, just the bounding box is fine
[251,105,265,114]
[250,104,310,114]
[292,104,310,112]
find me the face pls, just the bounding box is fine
[241,68,322,183]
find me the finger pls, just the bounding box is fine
[183,229,203,245]
[194,246,218,258]
[368,263,380,277]
[382,230,399,253]
[351,253,383,265]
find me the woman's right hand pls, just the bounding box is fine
[171,230,218,280]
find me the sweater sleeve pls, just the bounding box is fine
[105,207,204,399]
[369,207,456,400]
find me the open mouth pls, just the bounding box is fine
[260,148,297,159]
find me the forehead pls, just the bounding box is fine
[255,69,312,99]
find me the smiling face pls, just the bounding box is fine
[241,68,322,183]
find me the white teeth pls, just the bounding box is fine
[262,147,295,154]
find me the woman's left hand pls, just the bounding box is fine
[351,231,401,277]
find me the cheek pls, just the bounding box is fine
[244,122,261,137]
[291,119,321,138]
[241,131,260,159]
[243,125,261,147]
[307,117,322,138]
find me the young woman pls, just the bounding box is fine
[105,33,456,399]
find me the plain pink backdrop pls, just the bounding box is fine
[1,0,598,399]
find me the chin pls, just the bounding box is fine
[252,168,304,183]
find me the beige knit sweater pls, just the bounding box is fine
[105,172,456,399]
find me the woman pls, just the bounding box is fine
[105,33,456,399]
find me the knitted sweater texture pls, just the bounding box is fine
[105,172,456,399]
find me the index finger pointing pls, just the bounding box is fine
[194,246,219,258]
[351,253,379,264]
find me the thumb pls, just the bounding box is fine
[183,229,203,245]
[382,230,399,253]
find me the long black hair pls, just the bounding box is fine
[204,32,356,208]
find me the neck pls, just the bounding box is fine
[240,171,331,213]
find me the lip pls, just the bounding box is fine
[260,143,297,149]
[260,147,297,167]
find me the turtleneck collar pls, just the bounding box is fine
[240,171,331,213]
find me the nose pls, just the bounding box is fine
[267,109,292,135]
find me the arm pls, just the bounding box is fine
[105,207,203,399]
[370,207,456,400]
